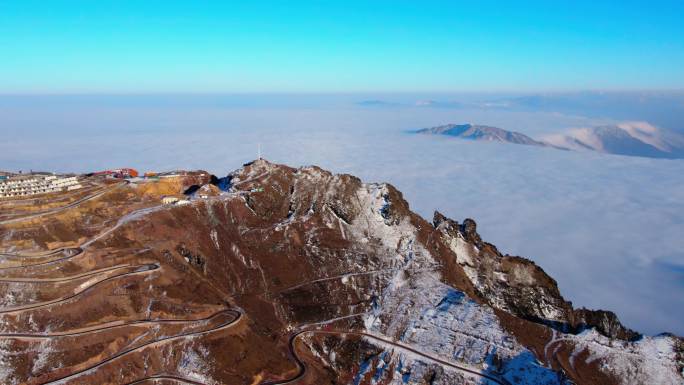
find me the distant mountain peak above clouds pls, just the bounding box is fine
[414,99,462,108]
[416,123,546,146]
[356,99,463,108]
[356,99,399,107]
[417,121,684,159]
[543,121,684,159]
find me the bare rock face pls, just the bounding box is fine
[432,211,641,341]
[0,159,681,385]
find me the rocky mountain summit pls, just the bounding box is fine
[0,159,681,384]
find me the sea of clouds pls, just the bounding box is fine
[1,93,683,335]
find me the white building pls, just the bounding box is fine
[161,196,191,205]
[0,175,83,198]
[162,196,180,205]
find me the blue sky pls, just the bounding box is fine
[1,0,683,93]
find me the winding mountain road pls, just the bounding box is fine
[0,309,236,339]
[40,309,242,385]
[0,263,129,282]
[0,263,159,313]
[0,247,82,270]
[124,374,208,385]
[260,327,511,385]
[0,182,127,225]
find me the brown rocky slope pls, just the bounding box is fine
[0,159,681,385]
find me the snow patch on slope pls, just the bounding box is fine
[348,183,563,384]
[563,329,682,385]
[176,344,218,385]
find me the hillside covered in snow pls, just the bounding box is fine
[418,121,684,159]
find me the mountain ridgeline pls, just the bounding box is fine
[417,122,684,159]
[416,123,545,146]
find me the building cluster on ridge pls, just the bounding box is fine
[0,167,142,199]
[0,175,82,198]
[0,163,246,207]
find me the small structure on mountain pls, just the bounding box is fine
[162,196,180,205]
[196,184,221,198]
[91,168,139,179]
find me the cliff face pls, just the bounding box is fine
[0,159,681,385]
[432,212,640,341]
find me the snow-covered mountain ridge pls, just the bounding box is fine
[543,122,684,159]
[418,121,684,159]
[416,123,545,146]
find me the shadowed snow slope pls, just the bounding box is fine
[543,122,684,159]
[416,123,546,146]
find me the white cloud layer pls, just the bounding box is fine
[1,100,683,335]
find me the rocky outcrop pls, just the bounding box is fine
[432,210,640,341]
[571,308,640,341]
